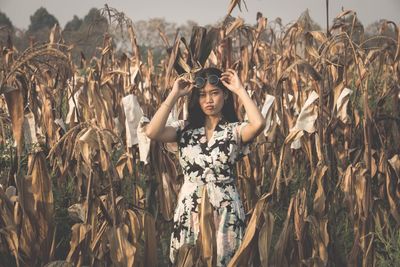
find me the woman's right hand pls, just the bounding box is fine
[171,76,194,98]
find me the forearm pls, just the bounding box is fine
[236,88,265,130]
[145,91,179,139]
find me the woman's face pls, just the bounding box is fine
[198,83,225,117]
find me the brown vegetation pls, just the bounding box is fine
[0,3,399,267]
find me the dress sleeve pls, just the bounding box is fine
[232,121,252,160]
[168,120,187,143]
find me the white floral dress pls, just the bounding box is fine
[169,118,251,266]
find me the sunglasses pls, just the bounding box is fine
[194,75,221,89]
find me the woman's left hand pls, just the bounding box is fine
[221,69,245,95]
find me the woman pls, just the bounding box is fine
[145,67,265,266]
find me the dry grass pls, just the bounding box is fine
[0,4,399,267]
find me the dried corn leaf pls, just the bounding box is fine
[108,225,136,267]
[198,186,217,267]
[0,227,19,266]
[16,152,54,263]
[385,155,400,224]
[271,198,294,267]
[293,189,308,262]
[306,215,329,265]
[68,203,87,223]
[23,112,38,145]
[261,94,275,136]
[292,90,319,133]
[66,223,91,263]
[258,210,274,267]
[122,94,143,147]
[335,87,353,124]
[143,213,157,267]
[225,17,244,37]
[227,0,247,16]
[228,193,270,267]
[137,116,151,164]
[176,244,200,267]
[4,88,24,155]
[312,164,328,215]
[165,34,182,88]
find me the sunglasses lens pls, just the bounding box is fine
[194,75,220,88]
[195,77,205,88]
[208,75,219,85]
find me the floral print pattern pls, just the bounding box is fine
[169,118,251,266]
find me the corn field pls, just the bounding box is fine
[0,3,399,267]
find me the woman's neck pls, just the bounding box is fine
[205,114,222,130]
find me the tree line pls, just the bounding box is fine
[1,7,396,66]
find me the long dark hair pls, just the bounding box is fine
[186,67,238,129]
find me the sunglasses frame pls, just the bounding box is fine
[194,74,221,89]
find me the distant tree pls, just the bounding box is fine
[134,18,177,47]
[28,7,58,32]
[0,11,13,47]
[179,20,199,41]
[297,9,322,31]
[62,8,108,62]
[83,8,108,27]
[331,12,364,44]
[0,11,13,29]
[364,19,397,49]
[64,15,82,32]
[365,19,397,38]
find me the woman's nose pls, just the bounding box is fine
[206,93,213,102]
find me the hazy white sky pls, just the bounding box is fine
[1,0,399,30]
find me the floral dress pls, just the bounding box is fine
[169,118,251,266]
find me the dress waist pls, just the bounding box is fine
[179,178,240,209]
[183,178,235,187]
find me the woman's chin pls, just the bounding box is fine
[202,110,219,117]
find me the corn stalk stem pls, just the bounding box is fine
[326,0,330,37]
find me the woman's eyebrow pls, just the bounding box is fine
[201,88,221,93]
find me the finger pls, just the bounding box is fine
[221,79,229,87]
[222,70,236,77]
[221,80,234,90]
[181,78,192,86]
[183,81,194,89]
[184,83,193,91]
[179,77,192,85]
[220,76,230,83]
[180,77,190,83]
[183,84,194,95]
[221,77,232,85]
[221,73,232,78]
